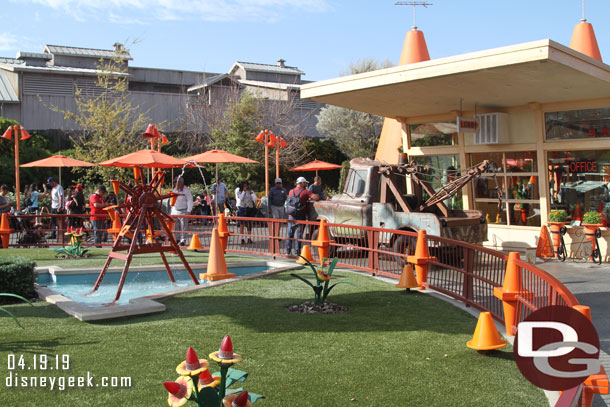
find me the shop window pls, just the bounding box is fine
[548,150,610,218]
[410,122,458,147]
[410,155,462,210]
[545,107,610,141]
[470,151,540,227]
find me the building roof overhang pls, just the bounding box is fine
[301,39,610,118]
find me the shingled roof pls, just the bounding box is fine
[230,61,304,76]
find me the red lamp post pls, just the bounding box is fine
[1,124,32,211]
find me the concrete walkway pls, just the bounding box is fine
[538,259,610,407]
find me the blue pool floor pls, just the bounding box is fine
[37,266,268,306]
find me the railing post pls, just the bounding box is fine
[367,230,379,275]
[59,215,65,245]
[462,246,475,306]
[493,252,531,335]
[268,219,279,257]
[406,230,436,290]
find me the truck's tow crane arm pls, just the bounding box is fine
[379,160,495,216]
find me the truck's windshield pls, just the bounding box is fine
[345,169,367,197]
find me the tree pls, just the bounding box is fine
[315,58,394,159]
[50,43,152,185]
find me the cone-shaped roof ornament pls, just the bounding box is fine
[569,19,602,62]
[375,26,431,164]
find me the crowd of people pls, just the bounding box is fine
[3,173,328,250]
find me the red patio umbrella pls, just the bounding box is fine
[289,159,343,176]
[183,149,259,180]
[21,154,96,185]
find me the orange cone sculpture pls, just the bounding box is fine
[573,305,609,407]
[217,214,231,253]
[466,311,506,350]
[311,219,332,265]
[406,230,436,290]
[395,264,418,293]
[187,234,204,251]
[296,245,314,264]
[200,228,235,281]
[536,226,554,258]
[0,213,12,248]
[493,252,531,335]
[107,210,122,239]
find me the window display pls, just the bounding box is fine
[548,150,610,220]
[470,152,540,227]
[410,122,458,147]
[545,107,610,140]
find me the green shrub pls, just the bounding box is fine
[0,257,36,300]
[583,211,602,225]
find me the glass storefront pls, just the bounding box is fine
[410,122,458,147]
[546,107,610,140]
[548,150,610,218]
[470,151,540,227]
[410,155,462,210]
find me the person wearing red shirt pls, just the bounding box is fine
[89,185,108,247]
[286,177,319,256]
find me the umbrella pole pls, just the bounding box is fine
[215,163,218,182]
[59,168,61,186]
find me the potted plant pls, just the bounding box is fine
[582,210,603,257]
[547,210,568,253]
[398,145,408,165]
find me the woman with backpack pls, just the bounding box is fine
[285,177,319,256]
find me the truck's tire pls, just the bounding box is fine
[392,233,413,266]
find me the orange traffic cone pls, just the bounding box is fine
[395,264,418,293]
[406,230,436,290]
[296,245,314,264]
[0,213,12,249]
[536,226,554,258]
[200,228,235,281]
[466,312,506,351]
[187,234,204,251]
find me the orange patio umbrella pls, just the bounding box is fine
[99,149,189,168]
[289,159,343,176]
[20,154,96,185]
[183,149,258,180]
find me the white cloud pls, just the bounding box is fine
[20,0,331,22]
[0,33,19,51]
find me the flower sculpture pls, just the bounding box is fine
[163,337,263,407]
[52,226,89,258]
[164,376,194,407]
[291,257,353,305]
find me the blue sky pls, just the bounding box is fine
[3,1,610,81]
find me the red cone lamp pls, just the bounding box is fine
[1,126,11,140]
[20,127,32,141]
[143,123,159,139]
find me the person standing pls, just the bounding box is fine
[237,181,257,244]
[69,184,86,228]
[0,184,11,214]
[286,177,319,256]
[308,176,326,201]
[28,184,40,214]
[171,176,193,246]
[210,178,228,215]
[269,178,287,219]
[89,185,108,247]
[42,177,64,239]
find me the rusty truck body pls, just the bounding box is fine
[310,158,489,250]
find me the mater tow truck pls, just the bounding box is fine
[310,158,492,253]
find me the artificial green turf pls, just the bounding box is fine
[1,248,251,268]
[0,269,547,406]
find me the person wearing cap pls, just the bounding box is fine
[269,178,287,219]
[89,185,109,247]
[171,176,193,246]
[41,177,64,239]
[308,176,326,201]
[286,177,319,256]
